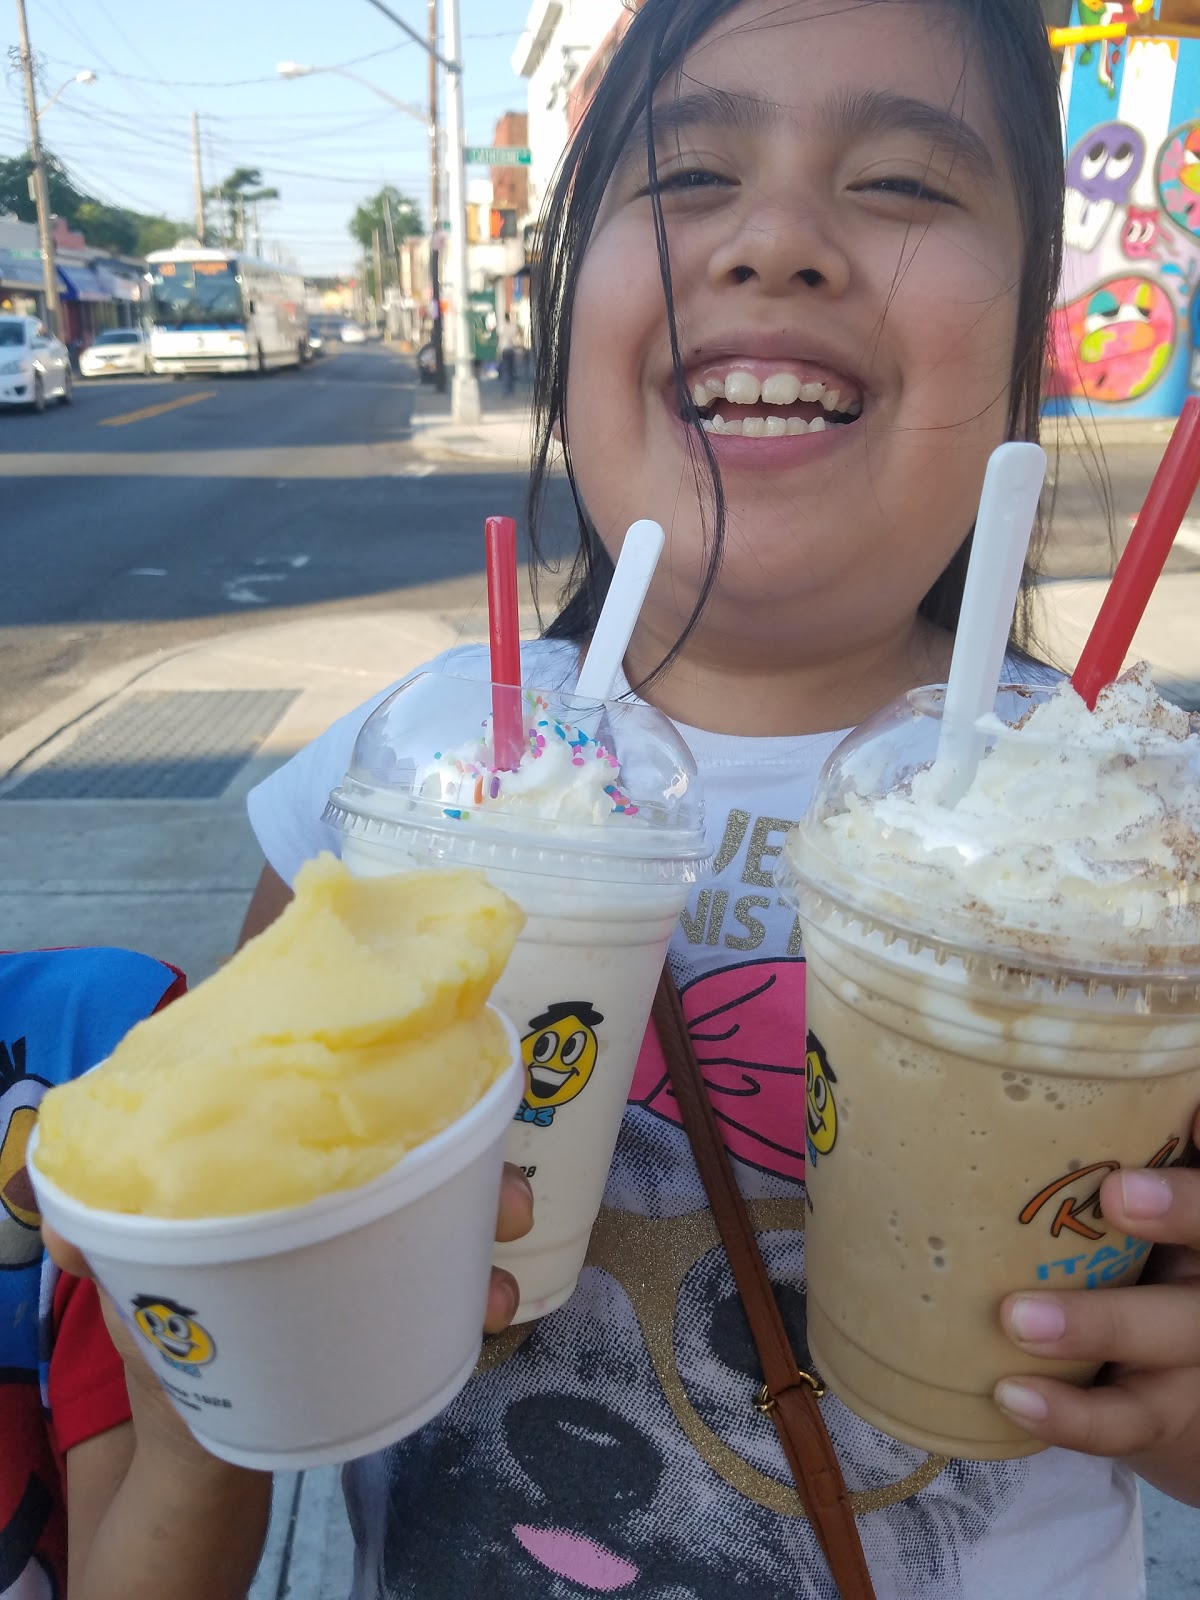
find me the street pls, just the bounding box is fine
[4,341,1200,751]
[0,341,563,742]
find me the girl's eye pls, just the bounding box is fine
[862,176,956,206]
[643,167,730,197]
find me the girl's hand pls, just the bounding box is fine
[995,1107,1200,1504]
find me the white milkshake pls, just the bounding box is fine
[325,672,710,1319]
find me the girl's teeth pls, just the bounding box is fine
[760,373,801,406]
[724,371,761,405]
[692,381,711,408]
[700,414,844,437]
[846,399,863,418]
[799,381,824,403]
[820,389,841,412]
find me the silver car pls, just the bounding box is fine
[80,326,152,378]
[0,316,72,411]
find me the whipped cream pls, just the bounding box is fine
[794,665,1200,967]
[415,692,639,825]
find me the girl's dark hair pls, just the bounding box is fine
[527,0,1065,671]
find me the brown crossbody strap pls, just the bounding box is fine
[652,968,877,1600]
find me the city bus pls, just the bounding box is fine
[146,247,309,376]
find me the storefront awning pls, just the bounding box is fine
[92,262,143,302]
[56,264,108,302]
[0,248,44,291]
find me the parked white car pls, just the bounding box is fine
[0,315,72,411]
[80,326,152,377]
[338,320,367,344]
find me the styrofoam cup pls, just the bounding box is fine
[28,1011,524,1470]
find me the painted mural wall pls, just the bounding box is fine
[1049,3,1200,418]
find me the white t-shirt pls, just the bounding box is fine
[247,639,1144,1600]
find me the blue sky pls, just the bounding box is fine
[1,0,534,273]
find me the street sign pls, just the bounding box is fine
[464,145,531,167]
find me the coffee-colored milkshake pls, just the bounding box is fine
[777,666,1200,1460]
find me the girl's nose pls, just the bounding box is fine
[708,197,851,299]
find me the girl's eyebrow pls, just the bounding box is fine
[623,83,996,188]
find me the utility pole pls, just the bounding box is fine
[372,226,384,332]
[428,0,446,391]
[191,112,206,243]
[15,0,62,338]
[442,0,480,422]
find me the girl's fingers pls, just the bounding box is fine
[484,1268,520,1335]
[1098,1165,1200,1248]
[1001,1282,1200,1368]
[994,1367,1199,1459]
[495,1163,534,1243]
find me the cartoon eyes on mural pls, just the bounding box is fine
[1083,283,1155,335]
[1080,139,1137,188]
[1067,122,1146,205]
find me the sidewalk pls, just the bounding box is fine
[4,499,1198,1594]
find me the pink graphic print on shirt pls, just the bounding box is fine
[629,958,807,1182]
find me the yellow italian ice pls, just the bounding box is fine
[35,854,524,1218]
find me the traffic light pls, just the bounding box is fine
[489,208,517,241]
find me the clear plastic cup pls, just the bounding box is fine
[323,672,710,1320]
[28,1015,524,1471]
[776,683,1200,1460]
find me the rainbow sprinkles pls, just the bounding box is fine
[424,691,640,822]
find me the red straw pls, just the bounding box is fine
[1071,396,1200,709]
[485,516,524,770]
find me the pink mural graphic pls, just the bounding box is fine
[1048,274,1176,403]
[1157,122,1200,239]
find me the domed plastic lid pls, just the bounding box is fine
[323,672,710,885]
[776,673,1200,981]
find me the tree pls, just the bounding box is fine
[204,167,281,251]
[0,150,186,259]
[349,186,424,252]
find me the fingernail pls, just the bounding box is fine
[1007,1295,1067,1344]
[1119,1171,1172,1218]
[994,1380,1049,1423]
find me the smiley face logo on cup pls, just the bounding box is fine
[132,1294,216,1369]
[515,1001,604,1128]
[805,1032,838,1165]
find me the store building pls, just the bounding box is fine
[0,213,147,348]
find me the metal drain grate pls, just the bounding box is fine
[4,689,299,801]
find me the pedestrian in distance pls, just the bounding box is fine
[44,1,1200,1595]
[497,312,517,395]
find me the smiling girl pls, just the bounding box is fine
[44,2,1200,1596]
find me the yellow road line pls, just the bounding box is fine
[99,390,217,428]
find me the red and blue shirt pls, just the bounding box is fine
[1,948,184,1600]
